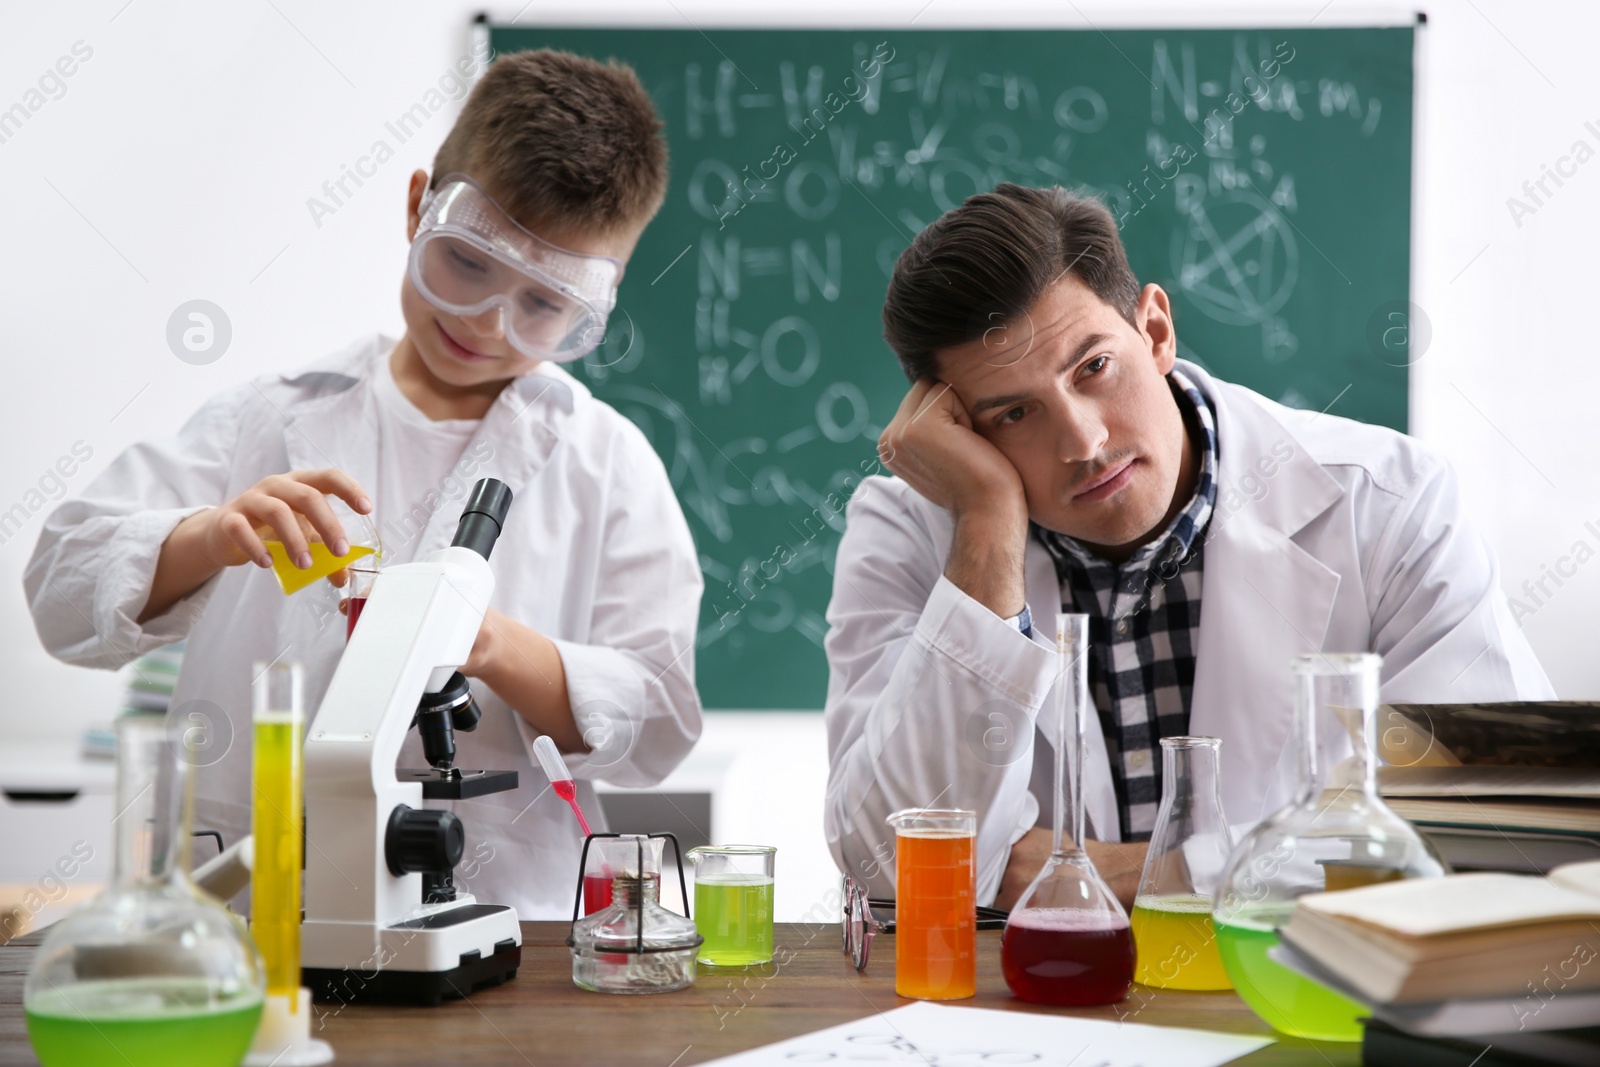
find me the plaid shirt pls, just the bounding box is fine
[1033,369,1219,841]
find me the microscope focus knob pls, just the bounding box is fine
[384,805,465,877]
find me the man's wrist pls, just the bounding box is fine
[945,506,1028,618]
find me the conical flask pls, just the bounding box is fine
[1000,614,1135,1006]
[1131,736,1234,990]
[24,717,266,1067]
[1212,653,1447,1042]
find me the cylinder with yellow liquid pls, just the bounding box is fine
[246,662,332,1066]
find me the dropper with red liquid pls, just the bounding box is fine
[534,735,612,913]
[534,734,590,835]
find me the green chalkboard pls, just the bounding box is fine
[489,25,1415,709]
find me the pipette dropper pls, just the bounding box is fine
[533,734,591,836]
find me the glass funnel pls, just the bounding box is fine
[569,834,701,994]
[1212,653,1448,1042]
[1131,736,1234,990]
[1000,614,1135,1006]
[24,716,266,1067]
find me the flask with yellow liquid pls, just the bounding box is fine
[261,496,382,595]
[1131,736,1235,991]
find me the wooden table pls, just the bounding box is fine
[1,922,1361,1065]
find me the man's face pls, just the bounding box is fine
[935,275,1188,556]
[398,171,642,389]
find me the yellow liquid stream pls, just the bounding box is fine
[251,714,302,999]
[1131,895,1233,990]
[263,541,375,595]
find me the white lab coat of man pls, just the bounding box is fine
[26,335,704,919]
[824,359,1552,905]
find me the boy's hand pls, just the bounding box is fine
[462,607,505,679]
[195,469,373,583]
[878,380,1031,618]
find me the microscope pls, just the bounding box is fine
[300,478,523,1005]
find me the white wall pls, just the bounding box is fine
[2,0,1596,902]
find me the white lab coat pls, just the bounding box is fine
[823,359,1553,905]
[25,335,704,919]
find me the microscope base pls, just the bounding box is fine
[303,902,523,1006]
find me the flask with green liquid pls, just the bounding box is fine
[24,717,266,1067]
[1212,654,1447,1042]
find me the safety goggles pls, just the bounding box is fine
[408,174,621,362]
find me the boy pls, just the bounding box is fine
[25,51,703,918]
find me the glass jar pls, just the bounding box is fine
[1212,653,1447,1041]
[570,835,701,994]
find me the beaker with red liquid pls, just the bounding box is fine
[344,564,379,642]
[582,837,663,916]
[1001,615,1134,1006]
[583,872,613,913]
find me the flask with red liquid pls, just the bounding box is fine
[1000,614,1134,1006]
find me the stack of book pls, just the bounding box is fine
[1274,862,1600,1063]
[1378,702,1600,873]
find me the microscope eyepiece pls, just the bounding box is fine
[451,478,513,561]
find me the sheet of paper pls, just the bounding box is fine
[698,1001,1274,1066]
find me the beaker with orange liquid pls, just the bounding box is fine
[886,808,976,1000]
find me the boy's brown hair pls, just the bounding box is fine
[882,183,1141,382]
[432,49,668,235]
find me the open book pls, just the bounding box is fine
[1280,861,1600,1004]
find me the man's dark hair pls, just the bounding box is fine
[882,183,1141,381]
[433,49,668,235]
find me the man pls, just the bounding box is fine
[823,183,1551,909]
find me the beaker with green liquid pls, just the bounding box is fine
[263,494,382,595]
[688,845,776,966]
[24,717,266,1067]
[1212,653,1447,1042]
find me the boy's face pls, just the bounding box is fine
[399,169,644,389]
[935,275,1190,557]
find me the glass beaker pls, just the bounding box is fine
[343,561,381,641]
[582,835,665,915]
[264,494,382,596]
[887,808,976,1001]
[1213,653,1448,1042]
[569,834,701,994]
[1001,614,1134,1007]
[1132,736,1234,990]
[24,717,266,1067]
[688,845,776,966]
